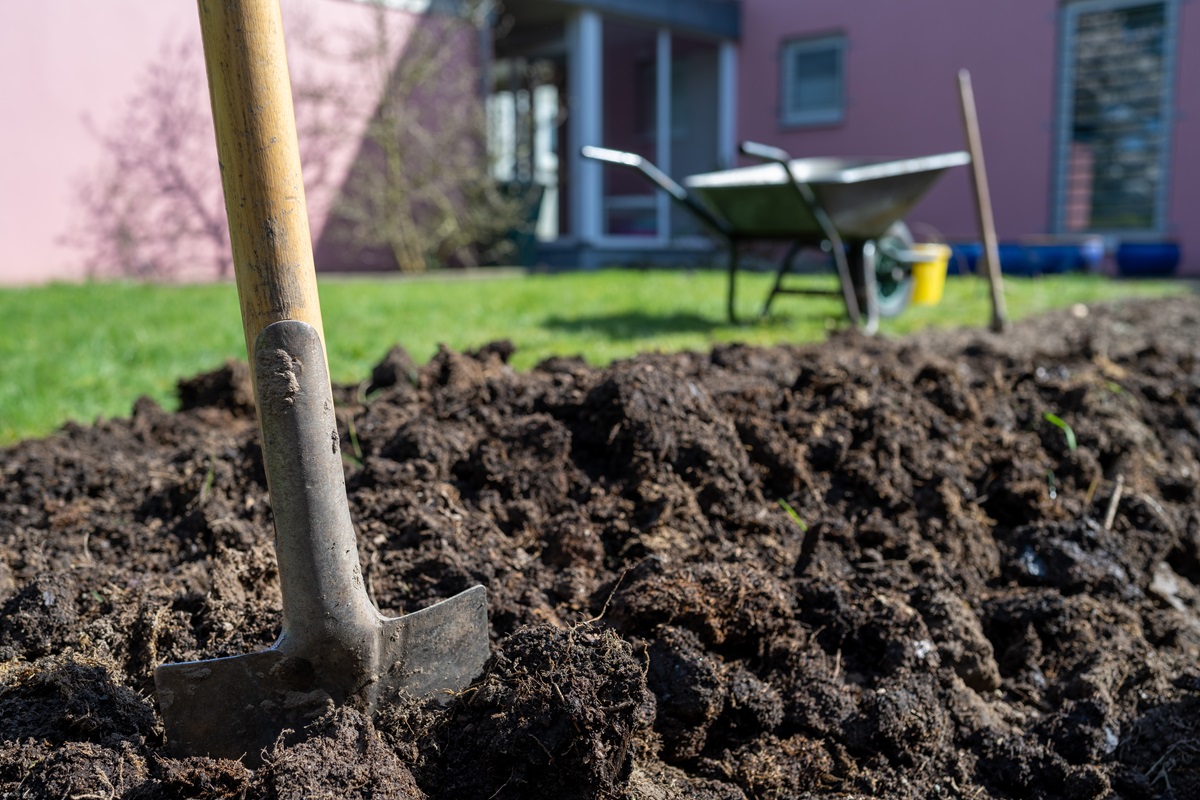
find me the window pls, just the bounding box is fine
[1055,0,1177,233]
[780,34,845,127]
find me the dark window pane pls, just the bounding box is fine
[1066,2,1166,231]
[791,48,840,110]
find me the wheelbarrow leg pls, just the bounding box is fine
[859,241,880,335]
[739,141,862,329]
[829,233,862,330]
[761,241,803,319]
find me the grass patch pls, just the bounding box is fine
[0,270,1178,445]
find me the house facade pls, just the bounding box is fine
[0,0,408,284]
[493,0,1199,272]
[0,0,1195,284]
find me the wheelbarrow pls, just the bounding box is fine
[583,142,970,333]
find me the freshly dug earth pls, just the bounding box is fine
[3,296,1200,799]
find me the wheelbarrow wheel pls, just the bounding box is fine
[850,222,914,319]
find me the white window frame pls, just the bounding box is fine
[718,40,737,168]
[569,10,604,243]
[779,34,846,128]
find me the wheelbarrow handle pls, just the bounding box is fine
[740,140,811,200]
[581,146,733,238]
[581,146,689,204]
[739,140,794,166]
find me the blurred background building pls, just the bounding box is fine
[1,0,1195,282]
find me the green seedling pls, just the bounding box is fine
[777,499,808,532]
[199,460,215,504]
[1043,412,1077,452]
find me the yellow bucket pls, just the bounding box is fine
[910,243,951,306]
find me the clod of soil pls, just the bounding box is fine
[3,296,1200,799]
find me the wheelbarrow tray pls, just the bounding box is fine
[683,152,970,241]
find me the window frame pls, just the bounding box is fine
[779,33,847,129]
[1052,0,1179,235]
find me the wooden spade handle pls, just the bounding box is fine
[957,69,1008,333]
[196,0,326,362]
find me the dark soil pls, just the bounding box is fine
[4,296,1200,799]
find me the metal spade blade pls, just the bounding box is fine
[155,320,489,763]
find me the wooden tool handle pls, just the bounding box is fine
[197,0,325,362]
[957,69,1008,333]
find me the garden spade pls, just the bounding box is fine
[154,0,489,763]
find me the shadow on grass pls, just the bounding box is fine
[542,311,723,341]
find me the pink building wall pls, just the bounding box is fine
[4,1,1196,282]
[738,0,1198,272]
[1,2,192,283]
[0,0,414,285]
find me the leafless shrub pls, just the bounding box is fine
[67,2,527,279]
[322,1,528,272]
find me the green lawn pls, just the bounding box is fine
[0,269,1179,445]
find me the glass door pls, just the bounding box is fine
[600,18,661,238]
[668,33,721,239]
